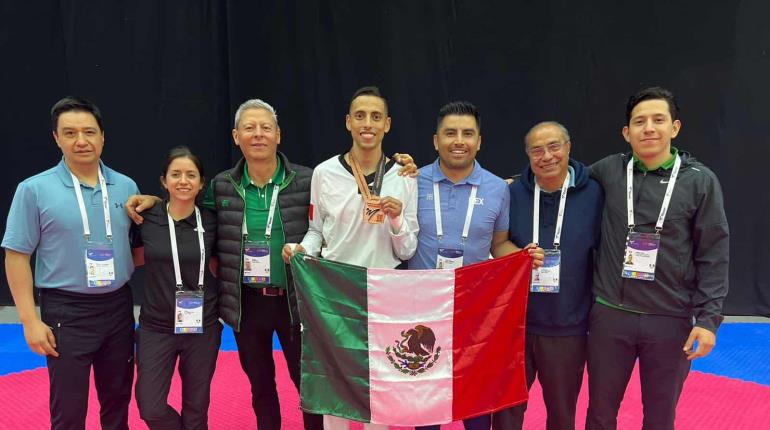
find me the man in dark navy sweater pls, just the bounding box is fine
[493,121,603,430]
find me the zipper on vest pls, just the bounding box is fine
[225,173,247,331]
[275,168,296,326]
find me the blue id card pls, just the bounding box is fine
[175,290,204,334]
[531,249,561,293]
[437,248,464,269]
[85,242,116,288]
[621,232,660,281]
[243,241,270,284]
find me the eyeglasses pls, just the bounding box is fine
[527,141,568,159]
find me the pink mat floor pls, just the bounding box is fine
[1,351,769,429]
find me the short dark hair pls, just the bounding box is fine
[162,146,205,180]
[51,96,104,132]
[625,87,679,123]
[350,86,388,113]
[436,101,480,132]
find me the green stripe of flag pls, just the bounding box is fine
[291,253,371,421]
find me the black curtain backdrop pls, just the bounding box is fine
[1,1,767,316]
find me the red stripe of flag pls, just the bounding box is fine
[452,250,531,419]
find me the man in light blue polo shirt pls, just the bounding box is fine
[408,101,542,430]
[3,97,139,430]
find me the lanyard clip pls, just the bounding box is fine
[176,283,183,291]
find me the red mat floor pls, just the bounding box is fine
[1,351,769,429]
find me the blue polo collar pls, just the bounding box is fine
[55,157,114,188]
[430,158,483,186]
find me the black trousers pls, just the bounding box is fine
[585,303,692,430]
[135,323,222,430]
[40,286,135,430]
[492,334,586,430]
[233,287,323,430]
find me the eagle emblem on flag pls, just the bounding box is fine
[385,325,441,376]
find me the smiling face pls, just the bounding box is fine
[232,108,281,162]
[623,99,681,166]
[434,114,481,175]
[161,156,203,204]
[526,123,571,185]
[53,111,104,169]
[346,95,391,151]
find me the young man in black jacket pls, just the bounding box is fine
[586,87,729,430]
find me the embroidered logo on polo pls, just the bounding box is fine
[385,325,441,376]
[427,194,483,205]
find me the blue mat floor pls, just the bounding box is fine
[1,323,768,386]
[0,323,281,375]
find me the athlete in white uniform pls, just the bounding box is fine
[284,86,418,430]
[300,152,417,267]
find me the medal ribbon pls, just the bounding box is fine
[349,152,387,199]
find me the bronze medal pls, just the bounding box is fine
[349,152,387,225]
[363,196,385,224]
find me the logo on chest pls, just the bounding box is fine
[425,194,484,205]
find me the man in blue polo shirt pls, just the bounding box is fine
[408,101,542,430]
[3,97,139,430]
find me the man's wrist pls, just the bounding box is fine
[19,312,41,325]
[694,323,717,334]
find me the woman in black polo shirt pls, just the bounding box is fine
[133,146,220,429]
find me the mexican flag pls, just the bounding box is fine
[290,251,531,427]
